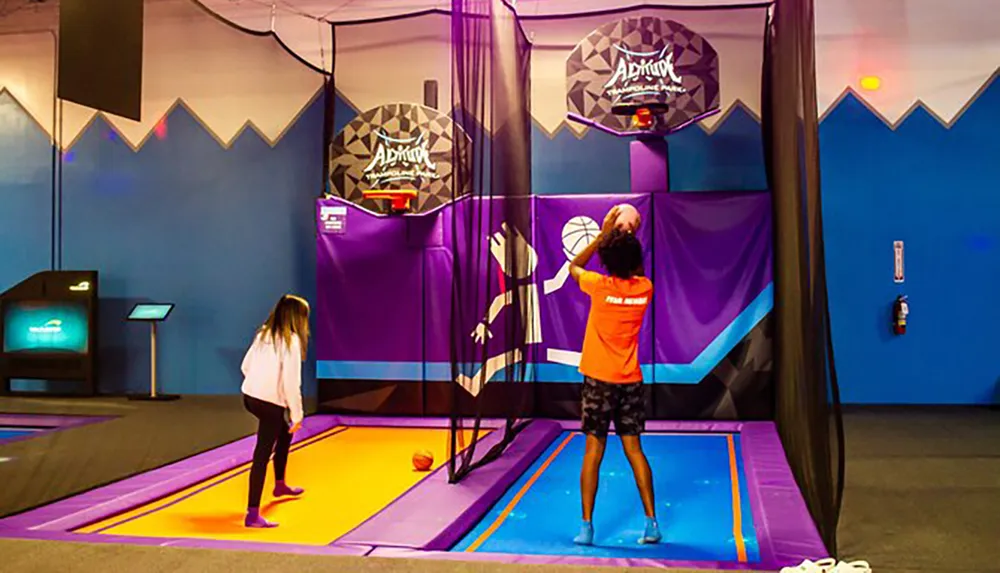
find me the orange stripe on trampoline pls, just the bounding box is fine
[726,433,748,563]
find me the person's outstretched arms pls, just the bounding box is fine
[570,206,619,287]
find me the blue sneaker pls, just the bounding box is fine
[573,521,594,545]
[639,516,662,544]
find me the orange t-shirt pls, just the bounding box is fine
[578,271,653,384]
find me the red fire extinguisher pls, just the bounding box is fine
[892,295,909,335]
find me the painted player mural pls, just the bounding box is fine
[457,222,540,397]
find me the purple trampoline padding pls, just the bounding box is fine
[0,528,371,556]
[0,415,341,532]
[0,415,827,571]
[332,416,506,430]
[367,547,766,570]
[335,420,562,550]
[738,422,828,567]
[0,416,509,534]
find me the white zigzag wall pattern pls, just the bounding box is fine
[200,0,1000,132]
[814,0,1000,125]
[1,0,998,146]
[819,69,1000,129]
[0,0,323,149]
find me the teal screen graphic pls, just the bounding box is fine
[3,301,90,354]
[128,304,173,321]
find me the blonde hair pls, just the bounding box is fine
[258,294,310,360]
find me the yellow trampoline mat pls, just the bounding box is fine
[77,426,485,545]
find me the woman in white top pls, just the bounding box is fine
[240,294,309,528]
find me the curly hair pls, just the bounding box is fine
[597,229,644,279]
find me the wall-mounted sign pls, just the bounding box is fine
[894,240,904,283]
[566,16,720,136]
[318,204,347,235]
[329,103,470,215]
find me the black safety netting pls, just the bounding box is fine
[447,0,534,483]
[762,0,844,553]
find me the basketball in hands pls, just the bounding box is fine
[615,203,641,232]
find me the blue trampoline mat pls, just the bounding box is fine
[452,431,760,563]
[0,427,45,442]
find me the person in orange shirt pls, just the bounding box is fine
[569,205,660,546]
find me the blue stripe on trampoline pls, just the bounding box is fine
[426,362,538,383]
[534,363,655,383]
[316,283,772,385]
[654,283,773,384]
[316,361,537,383]
[316,361,423,380]
[424,362,452,382]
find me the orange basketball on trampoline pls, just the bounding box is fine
[412,450,434,472]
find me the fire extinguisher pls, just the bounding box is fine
[892,295,909,335]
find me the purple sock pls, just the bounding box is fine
[273,480,304,497]
[245,508,278,528]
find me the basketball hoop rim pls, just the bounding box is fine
[362,189,418,198]
[362,189,418,212]
[610,102,670,117]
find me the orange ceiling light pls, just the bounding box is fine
[859,76,881,91]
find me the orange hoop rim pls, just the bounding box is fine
[362,189,418,211]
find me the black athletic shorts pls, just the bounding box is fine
[580,376,647,437]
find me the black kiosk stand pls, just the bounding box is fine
[126,303,179,401]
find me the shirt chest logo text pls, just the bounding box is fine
[604,295,648,306]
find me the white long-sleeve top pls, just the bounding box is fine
[240,332,304,425]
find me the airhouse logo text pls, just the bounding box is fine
[604,45,685,102]
[363,131,439,187]
[28,319,62,334]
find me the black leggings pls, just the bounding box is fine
[243,394,292,509]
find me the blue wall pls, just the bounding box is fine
[531,104,767,194]
[821,77,1000,404]
[3,76,998,403]
[530,82,1000,405]
[0,92,324,395]
[0,92,53,291]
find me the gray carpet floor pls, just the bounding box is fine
[835,406,1000,572]
[1,397,997,572]
[0,395,261,516]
